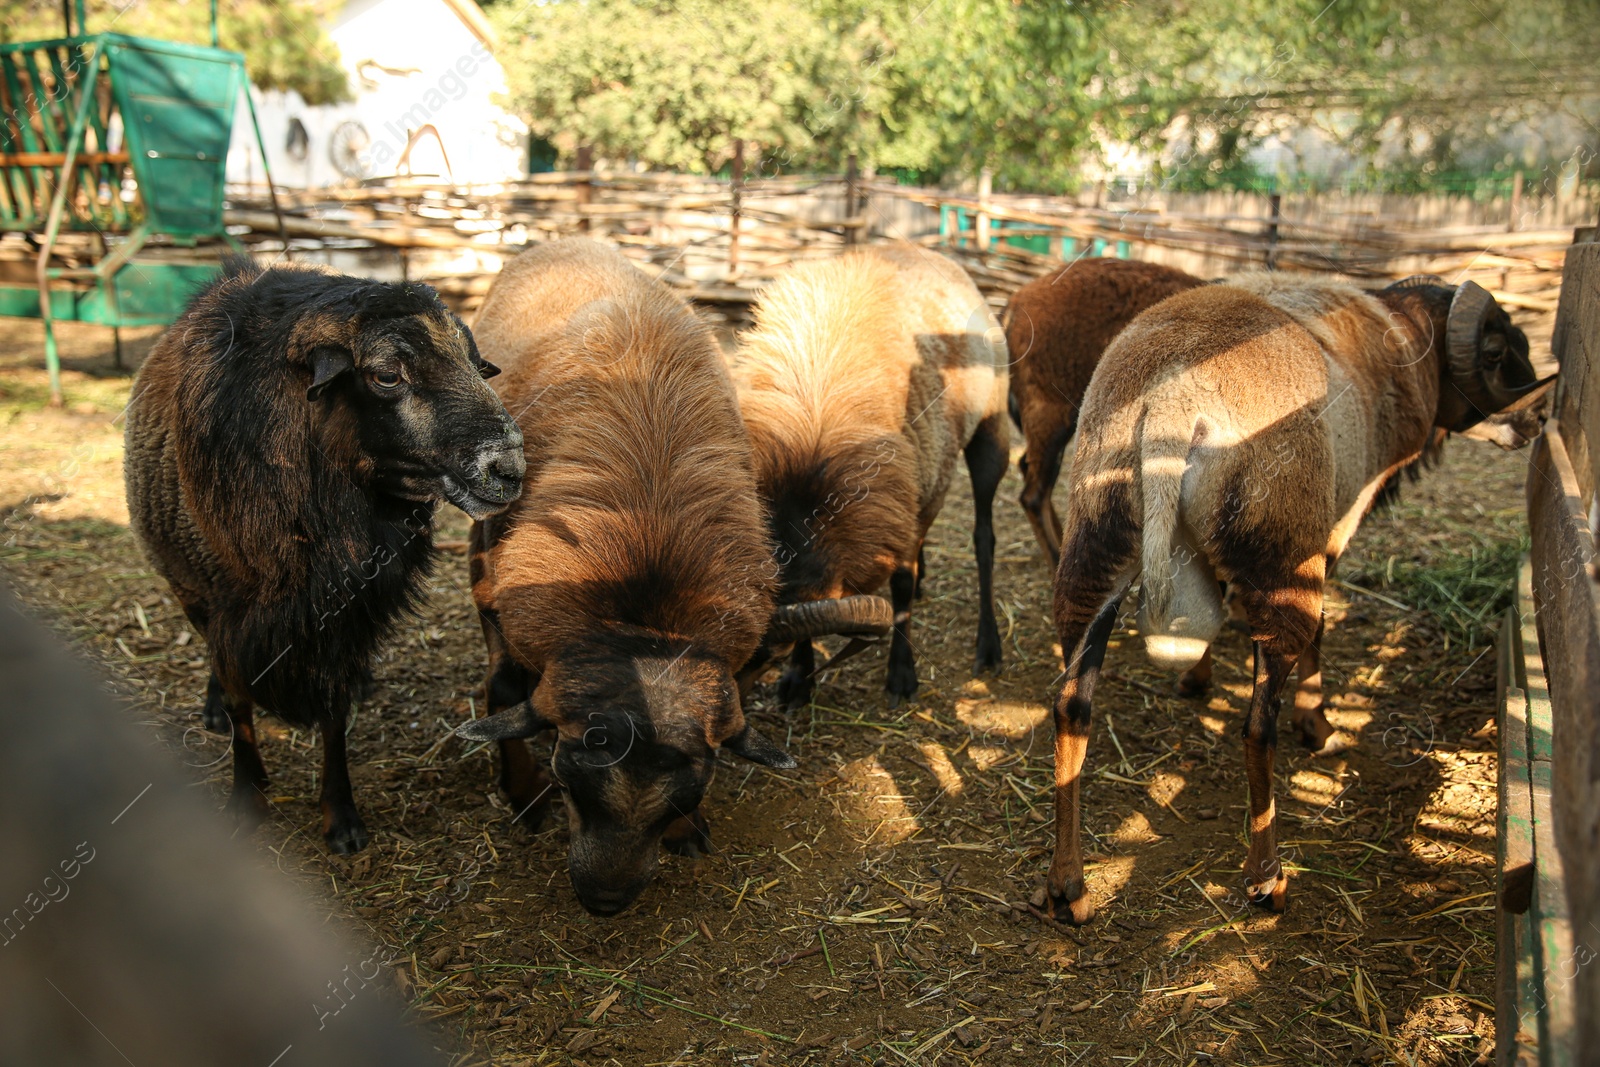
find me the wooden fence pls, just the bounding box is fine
[223,172,1591,329]
[1499,223,1600,1066]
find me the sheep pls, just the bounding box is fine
[123,257,524,855]
[730,242,1010,707]
[1044,273,1544,923]
[0,587,443,1067]
[1003,259,1206,562]
[452,238,794,916]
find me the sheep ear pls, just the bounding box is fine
[455,700,551,741]
[723,724,796,770]
[307,346,354,401]
[478,358,502,380]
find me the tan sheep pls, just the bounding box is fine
[1045,273,1546,924]
[731,242,1010,706]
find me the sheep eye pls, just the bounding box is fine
[371,370,404,390]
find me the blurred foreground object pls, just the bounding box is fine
[0,585,443,1067]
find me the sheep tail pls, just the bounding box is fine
[1136,411,1222,672]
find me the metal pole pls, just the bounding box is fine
[37,48,101,406]
[575,145,593,233]
[976,167,993,251]
[844,153,859,247]
[728,138,744,279]
[243,79,291,260]
[1264,192,1281,270]
[210,0,220,47]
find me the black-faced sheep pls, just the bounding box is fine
[1045,273,1544,923]
[1003,258,1206,562]
[124,258,524,855]
[0,588,442,1067]
[731,242,1010,708]
[453,238,793,916]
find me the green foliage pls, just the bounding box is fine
[1107,0,1600,189]
[3,0,351,105]
[492,0,1595,190]
[495,0,869,173]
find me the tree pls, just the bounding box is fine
[495,0,868,174]
[1103,0,1600,188]
[3,0,351,105]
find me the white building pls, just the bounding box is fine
[228,0,527,188]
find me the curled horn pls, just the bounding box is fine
[767,595,894,642]
[1445,280,1496,381]
[1390,273,1447,289]
[454,699,552,742]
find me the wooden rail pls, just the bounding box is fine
[1501,225,1600,1066]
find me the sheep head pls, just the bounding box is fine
[295,282,525,519]
[1437,280,1545,432]
[455,633,792,916]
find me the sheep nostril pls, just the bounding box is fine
[490,448,525,483]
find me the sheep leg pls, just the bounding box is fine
[777,638,815,710]
[1177,647,1213,697]
[1019,423,1070,563]
[965,412,1008,673]
[224,697,271,830]
[885,564,919,705]
[201,670,229,732]
[1047,595,1124,925]
[1292,613,1337,754]
[486,636,552,831]
[662,809,712,858]
[317,704,369,855]
[1235,564,1323,913]
[1240,641,1296,913]
[915,543,927,599]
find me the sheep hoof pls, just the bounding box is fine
[1245,873,1288,913]
[1295,711,1340,755]
[1047,877,1095,925]
[322,809,371,856]
[226,784,270,831]
[662,811,712,858]
[200,688,229,733]
[973,636,1003,675]
[776,667,813,711]
[885,663,918,705]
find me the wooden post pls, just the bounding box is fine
[728,138,744,279]
[1509,170,1524,232]
[976,167,993,251]
[1264,192,1281,270]
[575,144,593,233]
[844,153,860,246]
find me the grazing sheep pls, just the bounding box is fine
[1003,259,1205,562]
[124,258,524,854]
[455,238,792,916]
[0,588,443,1067]
[1045,273,1544,923]
[730,242,1011,708]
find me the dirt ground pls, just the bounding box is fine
[0,310,1542,1067]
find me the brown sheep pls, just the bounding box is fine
[1003,258,1205,562]
[124,257,523,854]
[1045,273,1545,924]
[730,242,1010,707]
[455,238,791,916]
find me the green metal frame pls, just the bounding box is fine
[0,30,281,403]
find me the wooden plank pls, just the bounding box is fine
[1550,238,1600,508]
[0,151,129,167]
[1525,422,1600,1060]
